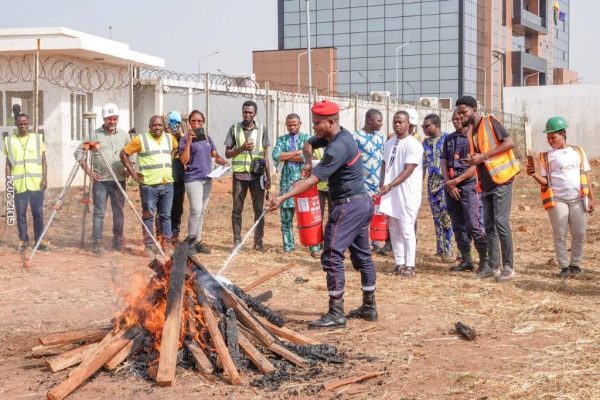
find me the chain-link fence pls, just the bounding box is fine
[0,54,527,188]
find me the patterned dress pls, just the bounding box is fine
[354,130,384,196]
[272,132,316,252]
[423,132,454,256]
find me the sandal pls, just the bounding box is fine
[392,265,405,275]
[400,267,416,278]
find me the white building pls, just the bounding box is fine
[0,27,164,187]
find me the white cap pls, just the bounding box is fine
[102,103,120,119]
[407,108,419,125]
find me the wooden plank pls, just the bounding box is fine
[39,328,110,346]
[322,371,385,391]
[104,333,144,371]
[199,299,241,385]
[256,316,321,345]
[185,340,215,383]
[220,287,276,347]
[45,343,97,373]
[31,343,70,357]
[243,263,296,292]
[156,244,190,387]
[267,342,308,368]
[47,329,137,400]
[238,331,276,375]
[78,329,119,369]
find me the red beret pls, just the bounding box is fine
[311,100,340,116]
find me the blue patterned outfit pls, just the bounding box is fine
[272,132,321,252]
[354,130,384,196]
[423,132,454,256]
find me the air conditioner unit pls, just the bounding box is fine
[439,98,453,109]
[419,97,439,108]
[370,91,390,102]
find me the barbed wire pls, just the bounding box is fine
[0,55,130,91]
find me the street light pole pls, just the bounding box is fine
[405,81,416,107]
[197,51,220,74]
[317,64,338,96]
[297,50,313,94]
[306,0,313,112]
[395,42,410,101]
[473,65,486,111]
[358,72,372,95]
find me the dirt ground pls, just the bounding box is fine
[1,168,600,400]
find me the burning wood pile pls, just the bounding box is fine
[35,244,341,400]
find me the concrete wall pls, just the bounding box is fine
[504,83,600,158]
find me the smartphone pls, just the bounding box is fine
[192,128,206,142]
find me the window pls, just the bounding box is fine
[351,19,367,32]
[385,16,402,30]
[367,18,385,31]
[317,34,333,47]
[285,37,300,48]
[351,6,367,19]
[284,24,300,37]
[385,4,403,17]
[385,30,403,42]
[316,0,332,9]
[368,57,385,70]
[284,0,298,13]
[334,21,350,34]
[421,67,440,81]
[70,93,92,141]
[440,0,459,13]
[334,8,350,20]
[368,31,385,43]
[334,33,350,46]
[422,2,440,15]
[368,5,385,18]
[403,16,420,29]
[316,22,333,34]
[422,54,440,67]
[6,91,44,127]
[440,13,459,26]
[317,9,332,22]
[422,15,439,28]
[352,45,368,58]
[404,2,420,16]
[422,27,440,41]
[421,40,440,54]
[351,31,368,45]
[368,44,385,57]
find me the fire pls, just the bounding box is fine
[116,258,211,358]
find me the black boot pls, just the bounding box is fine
[450,247,474,272]
[347,291,378,321]
[308,298,346,329]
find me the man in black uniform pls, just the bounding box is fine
[268,100,377,329]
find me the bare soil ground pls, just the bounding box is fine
[1,169,600,400]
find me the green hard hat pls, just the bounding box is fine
[544,116,568,134]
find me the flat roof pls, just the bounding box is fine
[0,27,164,68]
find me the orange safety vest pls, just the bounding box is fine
[468,115,520,185]
[538,145,590,210]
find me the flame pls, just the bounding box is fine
[116,258,211,360]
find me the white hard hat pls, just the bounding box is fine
[102,103,120,119]
[407,108,419,125]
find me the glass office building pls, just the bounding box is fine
[277,0,574,110]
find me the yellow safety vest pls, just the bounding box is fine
[231,123,264,173]
[312,147,328,192]
[138,132,173,185]
[468,115,520,185]
[538,145,590,210]
[4,133,43,193]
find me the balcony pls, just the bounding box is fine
[512,51,548,86]
[513,0,547,36]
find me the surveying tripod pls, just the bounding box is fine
[24,112,165,270]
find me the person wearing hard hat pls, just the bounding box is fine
[4,113,49,252]
[268,100,377,329]
[456,95,520,283]
[527,116,594,279]
[74,103,131,256]
[120,116,178,257]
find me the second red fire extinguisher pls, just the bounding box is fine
[370,195,388,241]
[293,184,323,247]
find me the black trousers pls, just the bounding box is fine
[232,176,265,243]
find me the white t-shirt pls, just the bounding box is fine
[380,134,423,220]
[540,146,591,200]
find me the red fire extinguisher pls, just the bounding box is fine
[370,195,388,241]
[294,184,323,246]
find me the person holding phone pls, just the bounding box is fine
[527,116,594,279]
[179,110,228,254]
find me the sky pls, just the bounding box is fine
[0,0,597,83]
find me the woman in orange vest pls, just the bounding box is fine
[527,116,594,279]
